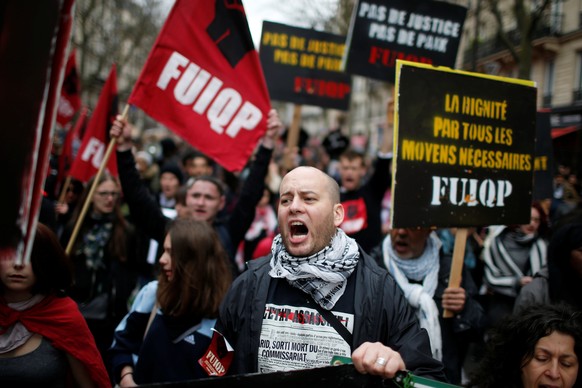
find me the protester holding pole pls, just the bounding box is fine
[61,172,137,362]
[110,110,281,275]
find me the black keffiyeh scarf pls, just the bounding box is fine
[269,229,359,310]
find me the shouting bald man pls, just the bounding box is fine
[214,166,446,382]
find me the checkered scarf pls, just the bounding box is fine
[269,229,360,310]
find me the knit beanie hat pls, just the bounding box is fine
[160,163,184,184]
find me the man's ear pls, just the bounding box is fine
[218,195,226,211]
[333,203,344,227]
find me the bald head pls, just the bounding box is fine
[278,166,344,257]
[282,166,340,204]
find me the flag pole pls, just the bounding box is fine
[65,104,130,255]
[57,176,72,204]
[283,104,302,172]
[443,228,468,318]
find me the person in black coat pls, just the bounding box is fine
[370,228,486,384]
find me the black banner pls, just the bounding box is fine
[343,0,467,82]
[391,61,537,228]
[259,21,352,110]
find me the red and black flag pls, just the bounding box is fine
[69,65,119,183]
[58,106,87,184]
[56,48,82,127]
[129,0,270,172]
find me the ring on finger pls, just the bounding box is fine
[375,357,387,366]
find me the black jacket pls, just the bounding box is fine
[215,248,447,381]
[370,245,486,384]
[116,146,272,273]
[340,156,391,253]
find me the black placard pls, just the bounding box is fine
[391,61,537,228]
[260,21,352,110]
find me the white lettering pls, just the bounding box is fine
[81,137,105,169]
[157,52,189,89]
[431,176,512,208]
[155,51,263,138]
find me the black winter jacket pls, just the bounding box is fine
[215,249,447,381]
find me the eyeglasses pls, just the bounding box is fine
[95,191,120,198]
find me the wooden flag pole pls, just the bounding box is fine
[443,227,468,318]
[283,104,302,172]
[65,104,129,255]
[57,175,72,204]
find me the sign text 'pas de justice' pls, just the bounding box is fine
[343,0,467,82]
[259,21,352,111]
[391,61,537,228]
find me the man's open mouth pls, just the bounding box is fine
[290,221,308,237]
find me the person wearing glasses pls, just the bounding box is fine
[61,172,137,364]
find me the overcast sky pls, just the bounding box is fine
[160,0,336,47]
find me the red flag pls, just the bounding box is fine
[0,0,76,261]
[56,48,82,127]
[69,65,119,183]
[129,0,270,172]
[58,106,87,184]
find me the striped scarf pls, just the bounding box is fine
[483,227,547,297]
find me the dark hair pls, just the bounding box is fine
[159,163,184,185]
[0,223,73,296]
[468,303,582,388]
[68,179,85,196]
[181,149,213,167]
[30,223,74,295]
[339,148,365,165]
[156,219,232,318]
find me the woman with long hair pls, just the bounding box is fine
[61,172,137,359]
[0,223,110,387]
[110,219,232,386]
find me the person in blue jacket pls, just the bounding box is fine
[109,219,232,386]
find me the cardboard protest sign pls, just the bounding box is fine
[533,111,554,200]
[343,0,467,83]
[259,21,351,110]
[129,0,270,172]
[391,61,537,228]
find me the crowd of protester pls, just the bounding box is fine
[1,104,581,387]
